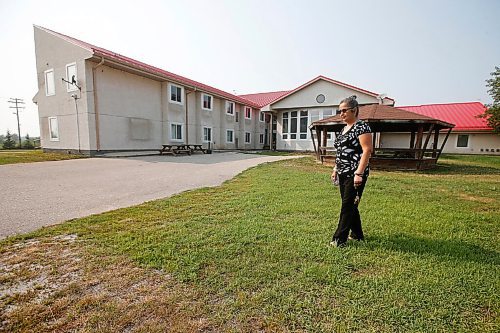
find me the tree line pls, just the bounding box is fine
[0,130,39,149]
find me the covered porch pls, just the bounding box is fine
[309,104,455,170]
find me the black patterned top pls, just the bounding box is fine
[334,120,372,176]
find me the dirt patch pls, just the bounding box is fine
[457,193,496,203]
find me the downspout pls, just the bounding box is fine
[185,88,196,144]
[92,57,105,152]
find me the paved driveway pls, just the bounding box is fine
[0,153,297,239]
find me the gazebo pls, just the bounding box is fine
[309,104,455,170]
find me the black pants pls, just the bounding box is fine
[332,173,368,243]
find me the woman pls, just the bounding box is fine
[330,95,373,248]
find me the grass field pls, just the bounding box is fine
[0,150,85,165]
[0,154,499,332]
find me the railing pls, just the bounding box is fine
[319,147,441,160]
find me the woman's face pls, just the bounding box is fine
[339,102,357,123]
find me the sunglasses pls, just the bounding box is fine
[339,107,355,114]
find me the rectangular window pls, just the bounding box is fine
[282,112,289,140]
[202,94,212,110]
[245,107,252,119]
[45,69,55,96]
[170,123,183,141]
[235,111,239,122]
[245,132,251,143]
[203,127,212,142]
[290,111,297,139]
[226,129,234,143]
[259,134,264,144]
[226,101,235,115]
[259,111,265,122]
[169,84,183,104]
[48,117,59,141]
[457,134,469,147]
[300,110,308,139]
[66,63,77,92]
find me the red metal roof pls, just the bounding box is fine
[397,102,491,132]
[240,75,394,108]
[239,91,291,108]
[35,25,260,108]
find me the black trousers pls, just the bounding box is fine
[332,173,368,243]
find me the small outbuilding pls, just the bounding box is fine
[309,104,455,170]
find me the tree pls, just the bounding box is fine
[477,66,500,133]
[3,130,16,149]
[23,134,34,149]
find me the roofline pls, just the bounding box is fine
[35,25,260,108]
[397,101,486,108]
[269,75,395,107]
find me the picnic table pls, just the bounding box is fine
[159,144,207,156]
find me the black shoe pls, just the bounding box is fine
[329,239,347,248]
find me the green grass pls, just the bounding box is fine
[0,150,86,165]
[2,155,499,332]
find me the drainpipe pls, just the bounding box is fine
[185,88,196,144]
[92,57,105,152]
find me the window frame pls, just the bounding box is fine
[48,117,59,141]
[170,123,184,142]
[65,63,78,92]
[259,133,264,144]
[226,101,235,115]
[259,111,265,122]
[226,129,234,143]
[203,126,212,143]
[168,83,184,105]
[456,134,469,148]
[201,93,213,111]
[245,107,252,119]
[44,69,55,96]
[245,132,251,144]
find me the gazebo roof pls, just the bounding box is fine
[311,104,455,132]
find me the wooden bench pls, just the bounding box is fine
[159,144,192,156]
[187,144,207,154]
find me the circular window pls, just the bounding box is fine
[316,94,325,103]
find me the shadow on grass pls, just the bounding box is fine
[419,163,500,175]
[368,234,500,265]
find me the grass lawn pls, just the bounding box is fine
[0,150,86,165]
[0,155,499,332]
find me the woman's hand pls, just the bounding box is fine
[354,174,363,188]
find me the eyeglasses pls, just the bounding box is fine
[339,107,355,114]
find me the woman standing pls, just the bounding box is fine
[330,95,373,248]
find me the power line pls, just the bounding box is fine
[8,98,25,148]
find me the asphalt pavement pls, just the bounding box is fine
[0,152,298,239]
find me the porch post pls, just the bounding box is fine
[432,128,440,158]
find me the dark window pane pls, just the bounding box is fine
[300,117,308,133]
[457,135,468,147]
[300,133,307,139]
[291,111,297,117]
[291,118,297,133]
[283,119,288,133]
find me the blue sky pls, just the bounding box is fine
[1,0,499,136]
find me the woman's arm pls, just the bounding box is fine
[354,133,373,183]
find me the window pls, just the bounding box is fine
[169,84,183,104]
[457,134,469,148]
[299,110,308,139]
[245,132,251,143]
[245,107,251,119]
[282,112,288,140]
[259,134,264,144]
[45,69,55,96]
[202,94,212,110]
[282,110,308,140]
[170,123,183,141]
[259,111,265,122]
[226,129,234,143]
[203,127,212,142]
[235,111,239,122]
[48,117,59,141]
[66,63,77,92]
[226,101,235,115]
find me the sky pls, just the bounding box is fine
[0,0,499,137]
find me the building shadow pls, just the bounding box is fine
[365,234,499,266]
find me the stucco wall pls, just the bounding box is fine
[33,27,93,151]
[379,132,500,155]
[92,65,162,150]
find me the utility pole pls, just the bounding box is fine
[8,98,25,148]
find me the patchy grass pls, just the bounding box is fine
[0,150,85,165]
[1,155,499,332]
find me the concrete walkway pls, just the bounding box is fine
[0,152,298,239]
